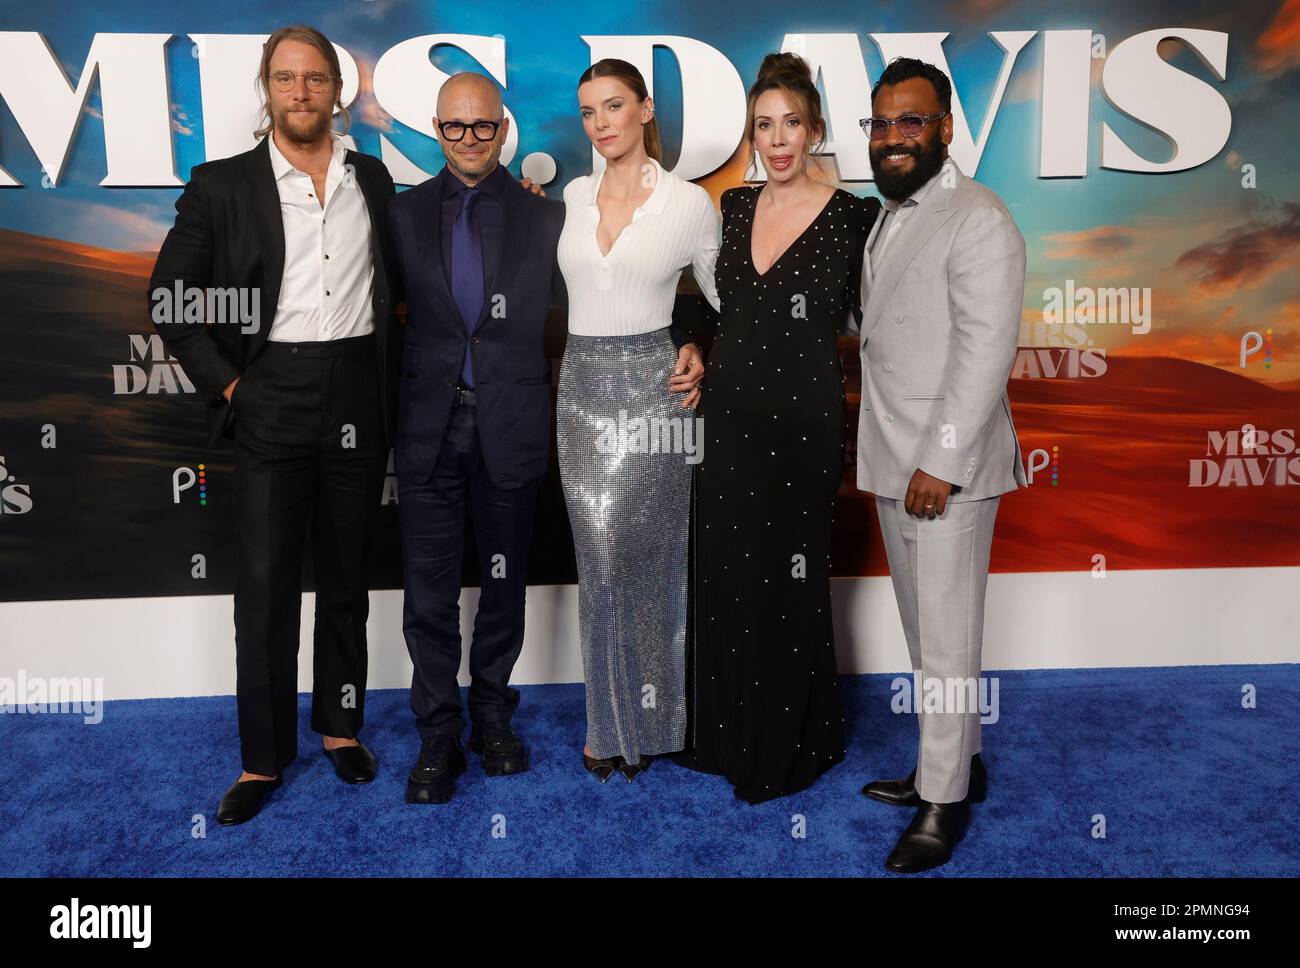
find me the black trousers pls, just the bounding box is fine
[400,398,540,742]
[231,334,384,776]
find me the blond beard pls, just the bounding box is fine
[274,105,333,146]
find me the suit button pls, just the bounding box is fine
[290,346,298,354]
[883,362,893,372]
[895,312,903,322]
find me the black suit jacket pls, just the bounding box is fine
[148,136,400,448]
[387,167,567,490]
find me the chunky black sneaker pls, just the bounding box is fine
[405,735,468,804]
[468,722,529,776]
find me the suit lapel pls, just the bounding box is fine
[861,206,887,293]
[478,175,532,331]
[246,138,284,358]
[416,170,469,334]
[347,149,389,295]
[347,149,391,366]
[861,164,961,343]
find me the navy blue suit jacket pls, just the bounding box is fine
[387,167,566,489]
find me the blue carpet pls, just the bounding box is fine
[2,665,1296,877]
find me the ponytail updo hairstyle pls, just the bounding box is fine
[743,52,827,183]
[578,58,663,162]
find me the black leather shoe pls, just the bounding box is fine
[405,736,467,804]
[862,753,986,806]
[468,722,529,776]
[216,775,282,826]
[886,799,971,874]
[324,740,377,784]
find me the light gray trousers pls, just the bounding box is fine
[875,494,1000,803]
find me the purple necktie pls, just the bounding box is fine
[450,186,483,387]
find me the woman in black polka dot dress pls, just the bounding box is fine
[677,53,879,804]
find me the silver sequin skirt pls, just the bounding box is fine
[557,328,691,764]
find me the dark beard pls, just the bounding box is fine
[870,137,946,202]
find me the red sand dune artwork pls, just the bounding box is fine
[4,227,1297,580]
[834,344,1300,576]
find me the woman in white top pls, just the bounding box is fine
[556,58,720,782]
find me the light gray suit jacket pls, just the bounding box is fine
[853,158,1028,502]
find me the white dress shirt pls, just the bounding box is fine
[558,156,721,337]
[266,133,375,342]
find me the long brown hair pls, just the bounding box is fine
[253,25,350,140]
[578,58,662,162]
[743,52,826,183]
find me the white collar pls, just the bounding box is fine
[267,131,346,181]
[586,155,670,216]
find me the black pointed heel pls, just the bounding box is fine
[583,752,618,783]
[617,754,652,782]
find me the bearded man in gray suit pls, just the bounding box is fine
[853,58,1028,874]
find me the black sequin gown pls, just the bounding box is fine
[679,185,879,803]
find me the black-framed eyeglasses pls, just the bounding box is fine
[269,70,339,93]
[438,120,503,142]
[858,112,949,141]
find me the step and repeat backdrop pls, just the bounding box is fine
[0,2,1296,682]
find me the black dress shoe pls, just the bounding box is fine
[406,736,467,805]
[216,775,282,826]
[324,740,377,784]
[468,722,529,776]
[862,753,987,806]
[886,799,971,874]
